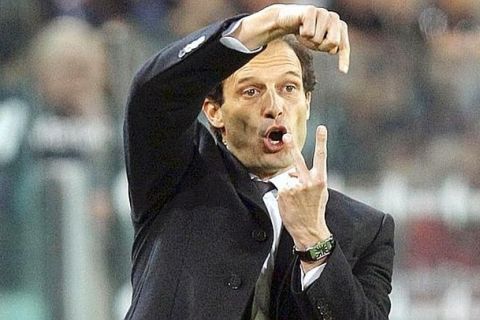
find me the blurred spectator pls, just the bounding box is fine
[14,16,120,320]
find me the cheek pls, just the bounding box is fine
[224,116,258,148]
[225,111,254,135]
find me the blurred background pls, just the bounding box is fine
[1,0,479,319]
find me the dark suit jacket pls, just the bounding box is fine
[124,15,395,320]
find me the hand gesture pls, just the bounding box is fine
[277,126,331,261]
[237,5,350,73]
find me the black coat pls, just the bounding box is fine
[124,15,395,320]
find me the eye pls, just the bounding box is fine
[243,87,259,97]
[284,84,297,93]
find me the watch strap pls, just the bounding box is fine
[293,235,335,262]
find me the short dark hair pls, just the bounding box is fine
[206,35,316,140]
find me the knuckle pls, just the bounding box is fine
[341,20,348,29]
[329,11,340,20]
[305,5,316,12]
[316,150,326,157]
[317,8,328,16]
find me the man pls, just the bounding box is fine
[124,4,394,320]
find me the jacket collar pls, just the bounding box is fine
[217,143,272,224]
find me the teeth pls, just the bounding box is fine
[271,140,280,145]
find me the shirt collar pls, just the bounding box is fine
[249,167,298,190]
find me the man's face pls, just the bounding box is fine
[205,40,311,178]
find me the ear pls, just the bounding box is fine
[202,98,224,129]
[305,92,311,120]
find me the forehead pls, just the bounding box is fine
[225,40,302,87]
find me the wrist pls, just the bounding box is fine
[293,234,335,263]
[292,227,331,250]
[232,5,284,50]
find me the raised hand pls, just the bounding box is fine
[235,4,350,73]
[277,126,331,269]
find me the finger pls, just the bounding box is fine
[312,125,327,181]
[338,20,350,73]
[309,8,329,44]
[299,6,318,38]
[318,12,341,53]
[283,133,309,183]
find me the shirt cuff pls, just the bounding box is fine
[300,263,326,291]
[220,18,263,54]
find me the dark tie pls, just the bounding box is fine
[253,180,276,196]
[251,179,276,320]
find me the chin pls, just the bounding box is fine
[262,157,292,173]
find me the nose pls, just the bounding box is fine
[262,89,283,120]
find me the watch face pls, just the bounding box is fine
[310,242,329,258]
[296,237,335,261]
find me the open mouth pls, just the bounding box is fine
[263,126,287,151]
[268,129,286,144]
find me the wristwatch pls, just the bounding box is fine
[293,235,335,262]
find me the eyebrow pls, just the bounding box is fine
[236,71,302,86]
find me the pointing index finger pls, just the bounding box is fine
[312,126,327,181]
[338,20,350,73]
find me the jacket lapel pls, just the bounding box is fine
[218,143,266,211]
[217,143,273,227]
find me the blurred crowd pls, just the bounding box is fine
[1,0,480,319]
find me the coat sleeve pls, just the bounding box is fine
[123,15,260,225]
[291,213,395,320]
